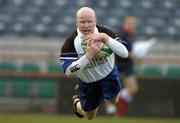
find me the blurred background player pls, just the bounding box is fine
[105,16,138,116]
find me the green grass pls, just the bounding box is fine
[0,114,180,123]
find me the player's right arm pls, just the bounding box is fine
[61,55,89,76]
[59,34,102,76]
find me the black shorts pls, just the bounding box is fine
[77,69,121,111]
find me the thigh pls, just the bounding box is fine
[77,81,104,112]
[103,77,121,101]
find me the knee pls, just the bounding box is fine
[84,114,95,120]
[86,116,94,120]
[108,93,120,104]
[110,97,119,104]
[84,108,97,120]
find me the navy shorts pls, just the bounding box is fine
[77,67,121,111]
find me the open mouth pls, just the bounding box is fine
[83,29,90,32]
[83,29,91,34]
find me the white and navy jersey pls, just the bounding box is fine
[59,25,127,83]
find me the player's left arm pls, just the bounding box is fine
[85,33,129,58]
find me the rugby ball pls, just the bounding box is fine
[81,41,112,58]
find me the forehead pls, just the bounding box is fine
[78,13,95,21]
[76,8,96,20]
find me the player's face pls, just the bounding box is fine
[76,12,96,36]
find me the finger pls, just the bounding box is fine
[99,42,104,48]
[93,42,102,51]
[96,41,104,49]
[89,39,94,45]
[84,36,93,41]
[84,34,93,40]
[86,38,94,46]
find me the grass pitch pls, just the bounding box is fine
[0,114,180,123]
